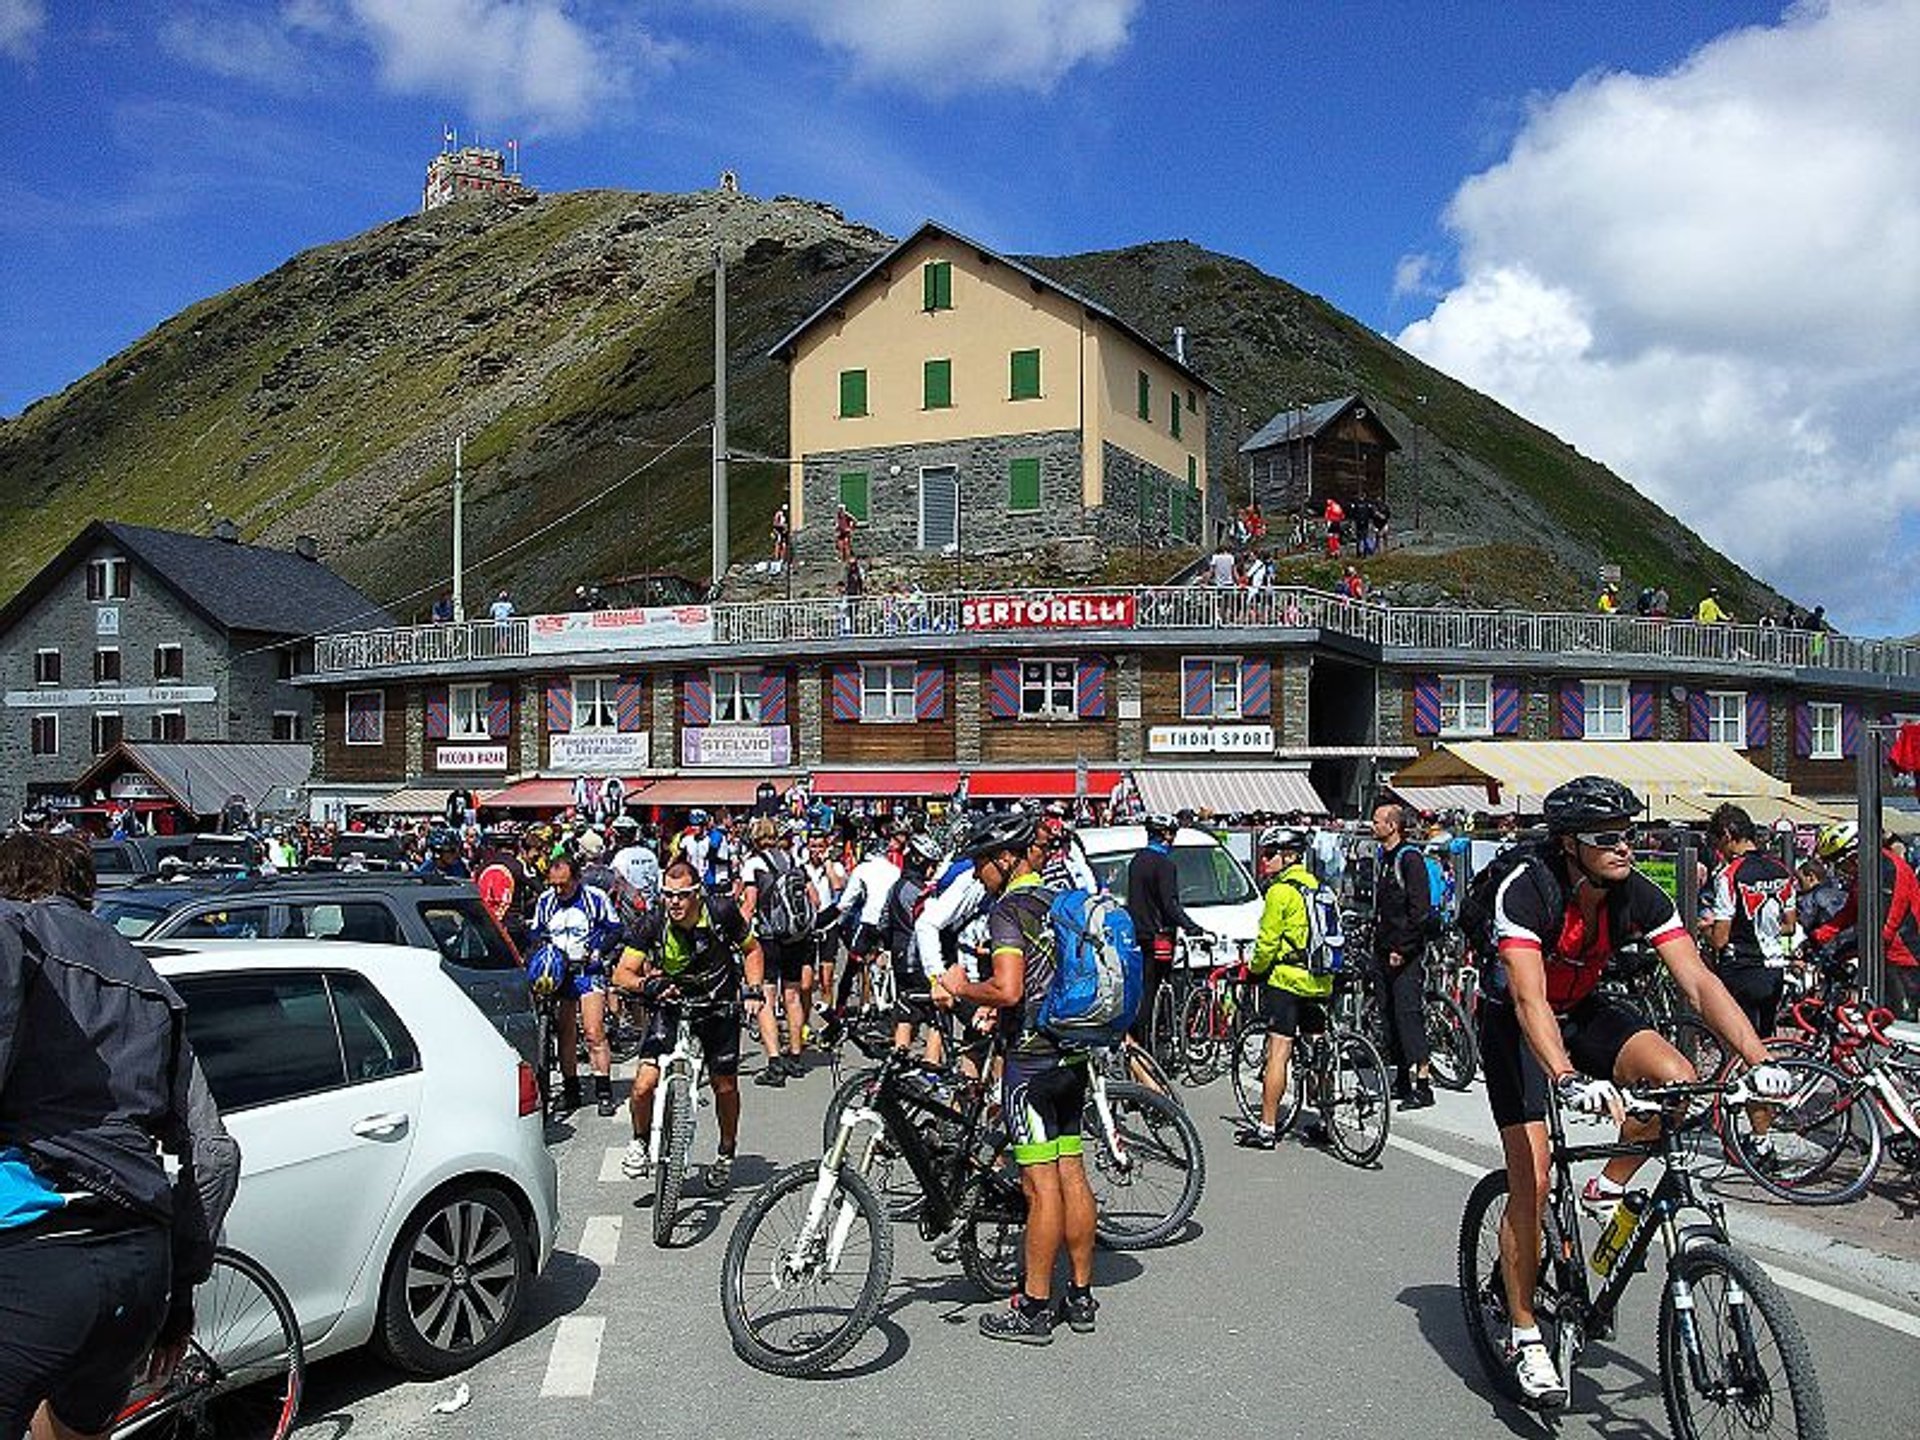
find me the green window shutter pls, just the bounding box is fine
[1137,475,1152,521]
[1171,390,1182,440]
[1188,455,1198,487]
[1009,458,1041,512]
[923,358,952,409]
[1137,370,1151,420]
[838,369,867,418]
[839,471,869,521]
[1169,481,1186,534]
[1009,348,1040,400]
[1187,388,1197,413]
[923,261,951,311]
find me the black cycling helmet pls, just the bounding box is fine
[962,810,1040,860]
[1259,825,1308,853]
[1143,812,1179,840]
[905,832,942,870]
[1542,775,1644,835]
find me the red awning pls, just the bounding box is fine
[964,768,1124,801]
[637,776,782,809]
[481,778,625,811]
[812,769,960,798]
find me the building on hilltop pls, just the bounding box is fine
[1240,395,1401,517]
[423,140,531,211]
[771,220,1218,567]
[0,520,389,825]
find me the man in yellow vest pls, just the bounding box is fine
[1237,826,1336,1150]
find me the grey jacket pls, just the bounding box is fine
[0,898,240,1290]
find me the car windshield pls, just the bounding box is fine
[1088,841,1257,908]
[93,898,174,938]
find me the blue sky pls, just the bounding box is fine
[2,1,1916,633]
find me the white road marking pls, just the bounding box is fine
[578,1214,622,1267]
[540,1316,606,1397]
[599,1145,631,1183]
[1387,1130,1920,1337]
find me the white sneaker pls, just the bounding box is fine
[1509,1339,1569,1409]
[621,1137,651,1179]
[1579,1174,1624,1221]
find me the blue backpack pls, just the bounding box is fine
[1038,888,1144,1048]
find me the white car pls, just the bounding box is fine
[147,939,559,1375]
[1076,825,1265,961]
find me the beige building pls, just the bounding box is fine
[771,221,1214,563]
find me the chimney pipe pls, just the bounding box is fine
[294,534,318,561]
[1173,325,1188,364]
[212,518,239,543]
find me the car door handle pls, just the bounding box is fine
[351,1113,411,1140]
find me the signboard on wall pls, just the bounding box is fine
[3,685,217,709]
[96,607,120,637]
[550,731,650,773]
[962,594,1137,632]
[435,745,509,772]
[682,725,791,768]
[528,606,715,653]
[1147,724,1275,756]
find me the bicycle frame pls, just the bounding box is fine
[648,1006,711,1165]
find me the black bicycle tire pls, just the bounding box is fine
[1324,1029,1391,1168]
[653,1074,693,1247]
[958,1131,1027,1297]
[720,1163,892,1378]
[820,1067,879,1152]
[1179,984,1221,1084]
[534,1006,557,1114]
[1456,1170,1570,1409]
[113,1246,305,1440]
[1085,1080,1206,1249]
[1148,982,1183,1078]
[1658,1241,1827,1440]
[1725,1057,1882,1205]
[1426,992,1478,1091]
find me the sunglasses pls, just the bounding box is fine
[661,886,702,901]
[1574,828,1638,851]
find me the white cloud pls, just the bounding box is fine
[1397,0,1920,634]
[159,9,311,90]
[717,0,1138,96]
[1391,252,1441,301]
[0,0,45,60]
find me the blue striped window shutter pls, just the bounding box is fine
[1412,676,1442,736]
[1629,682,1656,739]
[1241,659,1272,718]
[1182,659,1213,719]
[425,685,449,740]
[831,665,861,721]
[1745,693,1770,751]
[682,672,712,726]
[758,670,788,727]
[1492,677,1522,735]
[988,660,1020,719]
[1842,704,1862,758]
[615,675,644,732]
[487,682,512,739]
[1794,703,1811,757]
[1687,690,1711,741]
[1557,683,1586,739]
[1076,658,1108,718]
[915,664,945,721]
[545,679,571,734]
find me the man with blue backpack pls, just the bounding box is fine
[1237,826,1337,1150]
[935,811,1103,1346]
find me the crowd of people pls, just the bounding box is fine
[1594,579,1836,634]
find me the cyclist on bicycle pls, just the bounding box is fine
[821,832,900,1039]
[1126,813,1204,1044]
[1482,776,1790,1408]
[802,822,847,1027]
[532,854,625,1116]
[612,859,757,1190]
[883,832,946,1060]
[935,811,1098,1345]
[1237,826,1332,1151]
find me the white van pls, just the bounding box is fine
[1076,825,1265,961]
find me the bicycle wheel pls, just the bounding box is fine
[820,1067,879,1151]
[1322,1029,1391,1168]
[1229,1018,1267,1128]
[958,1133,1028,1298]
[1724,1058,1882,1205]
[1457,1170,1559,1409]
[653,1073,694,1247]
[1659,1241,1827,1440]
[1084,1080,1206,1248]
[1425,992,1478,1091]
[1179,985,1221,1084]
[721,1163,892,1378]
[113,1247,304,1440]
[533,1005,557,1115]
[1147,981,1183,1079]
[1120,1038,1183,1108]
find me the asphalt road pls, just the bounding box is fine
[299,1049,1920,1439]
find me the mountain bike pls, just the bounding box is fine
[641,991,732,1247]
[1177,941,1254,1084]
[110,1247,303,1440]
[1331,947,1477,1092]
[1230,1003,1391,1166]
[1459,1080,1826,1437]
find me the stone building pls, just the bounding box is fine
[0,520,387,823]
[1240,394,1401,516]
[422,143,530,211]
[771,221,1217,566]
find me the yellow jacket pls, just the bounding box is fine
[1252,862,1333,999]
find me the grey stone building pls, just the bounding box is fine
[0,520,387,824]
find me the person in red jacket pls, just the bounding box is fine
[1811,823,1920,1018]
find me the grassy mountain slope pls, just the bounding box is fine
[0,190,1779,623]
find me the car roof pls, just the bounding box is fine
[103,873,475,904]
[142,937,447,976]
[1076,826,1228,853]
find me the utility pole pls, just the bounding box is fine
[1413,393,1428,532]
[451,434,465,621]
[711,244,729,591]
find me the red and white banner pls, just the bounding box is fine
[528,606,715,653]
[961,594,1136,632]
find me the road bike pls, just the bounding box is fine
[1458,1080,1826,1436]
[1176,940,1255,1084]
[110,1247,303,1440]
[1229,1000,1391,1166]
[640,991,732,1247]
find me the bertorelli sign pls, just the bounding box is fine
[3,685,218,709]
[962,594,1137,631]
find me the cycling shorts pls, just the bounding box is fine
[1715,964,1785,1040]
[1254,986,1327,1039]
[1002,1053,1087,1166]
[846,921,884,958]
[638,999,741,1078]
[760,939,811,987]
[567,962,608,1000]
[1480,992,1653,1130]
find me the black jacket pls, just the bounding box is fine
[1127,844,1199,944]
[0,898,240,1290]
[1373,844,1433,957]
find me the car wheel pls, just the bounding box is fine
[375,1184,531,1376]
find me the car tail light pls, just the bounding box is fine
[517,1062,541,1117]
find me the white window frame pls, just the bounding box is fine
[860,662,916,724]
[1441,674,1493,737]
[33,649,59,685]
[153,643,184,681]
[710,668,763,726]
[344,690,385,747]
[1706,691,1747,749]
[86,556,130,601]
[30,713,58,757]
[93,646,122,685]
[449,682,491,740]
[1182,658,1242,720]
[1809,702,1843,760]
[91,711,122,756]
[272,711,303,743]
[1584,679,1629,740]
[572,674,618,733]
[1020,657,1078,720]
[150,711,185,742]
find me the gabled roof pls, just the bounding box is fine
[75,742,313,816]
[769,219,1218,393]
[0,521,391,642]
[1239,394,1402,454]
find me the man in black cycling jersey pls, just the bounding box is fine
[1482,777,1791,1408]
[936,812,1097,1345]
[1126,813,1203,1042]
[1700,803,1797,1038]
[612,859,758,1193]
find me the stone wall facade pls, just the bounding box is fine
[1281,654,1312,748]
[1090,442,1200,549]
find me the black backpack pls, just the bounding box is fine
[1458,840,1637,971]
[755,849,817,944]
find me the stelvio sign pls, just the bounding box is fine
[961,594,1137,632]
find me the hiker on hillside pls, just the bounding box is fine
[834,503,859,564]
[770,503,791,567]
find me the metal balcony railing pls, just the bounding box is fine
[311,586,1920,682]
